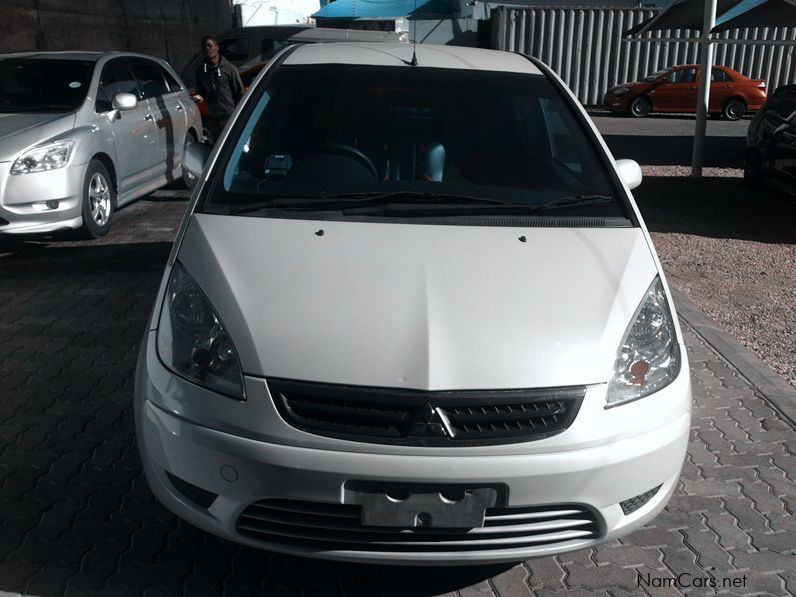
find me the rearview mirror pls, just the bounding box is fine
[112,93,137,111]
[183,142,212,181]
[615,159,642,190]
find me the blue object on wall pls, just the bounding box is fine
[313,0,454,18]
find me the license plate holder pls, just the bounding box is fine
[344,482,501,529]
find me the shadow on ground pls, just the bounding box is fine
[633,176,796,244]
[0,242,517,596]
[603,134,745,168]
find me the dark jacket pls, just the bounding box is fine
[195,56,244,121]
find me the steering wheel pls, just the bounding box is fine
[296,142,378,179]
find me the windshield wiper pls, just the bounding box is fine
[341,194,615,216]
[224,191,511,215]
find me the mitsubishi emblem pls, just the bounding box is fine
[420,402,452,438]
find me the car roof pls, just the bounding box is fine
[282,43,542,75]
[0,51,168,62]
[772,84,796,94]
[0,51,105,60]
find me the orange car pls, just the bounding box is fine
[196,63,265,120]
[603,65,767,120]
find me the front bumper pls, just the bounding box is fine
[0,161,87,234]
[135,333,691,565]
[603,93,629,112]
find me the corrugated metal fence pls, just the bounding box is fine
[492,6,796,106]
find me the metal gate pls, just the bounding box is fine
[492,6,796,106]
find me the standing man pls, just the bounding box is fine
[193,36,244,144]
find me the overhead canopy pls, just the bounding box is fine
[626,0,745,35]
[712,0,796,32]
[313,0,455,19]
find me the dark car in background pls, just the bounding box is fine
[604,64,767,120]
[745,84,796,191]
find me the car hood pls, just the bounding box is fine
[610,81,648,92]
[177,214,660,390]
[0,112,76,162]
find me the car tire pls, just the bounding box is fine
[628,96,651,118]
[182,132,199,190]
[723,99,746,121]
[78,160,116,239]
[744,148,766,186]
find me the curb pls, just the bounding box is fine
[672,287,796,427]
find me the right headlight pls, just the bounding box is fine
[156,262,245,400]
[11,139,74,174]
[606,277,681,407]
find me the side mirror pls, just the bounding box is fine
[183,142,212,181]
[112,92,137,111]
[615,159,642,190]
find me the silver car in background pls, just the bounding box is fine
[0,51,202,238]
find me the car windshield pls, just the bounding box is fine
[643,69,668,82]
[200,64,624,219]
[0,58,95,112]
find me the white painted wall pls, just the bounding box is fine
[235,0,318,25]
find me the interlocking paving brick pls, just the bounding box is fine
[719,571,788,597]
[565,562,643,591]
[722,497,774,534]
[525,556,568,591]
[680,528,733,570]
[592,544,664,570]
[490,563,532,596]
[457,580,496,596]
[746,531,796,553]
[729,549,796,573]
[1,197,795,596]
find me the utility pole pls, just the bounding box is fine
[691,0,717,177]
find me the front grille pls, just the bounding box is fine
[269,379,584,446]
[236,498,602,553]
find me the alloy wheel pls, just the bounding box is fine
[88,172,111,226]
[630,97,651,118]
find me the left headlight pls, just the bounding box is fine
[611,87,630,96]
[606,277,681,407]
[11,140,75,174]
[157,262,245,400]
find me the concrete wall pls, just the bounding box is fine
[0,0,234,77]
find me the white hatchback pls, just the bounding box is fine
[135,43,691,565]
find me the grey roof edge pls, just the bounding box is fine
[671,287,796,426]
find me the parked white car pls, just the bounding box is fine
[0,51,202,237]
[135,43,691,565]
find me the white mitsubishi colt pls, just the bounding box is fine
[135,43,691,565]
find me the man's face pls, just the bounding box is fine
[204,40,219,61]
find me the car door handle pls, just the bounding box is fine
[175,105,184,112]
[144,114,153,121]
